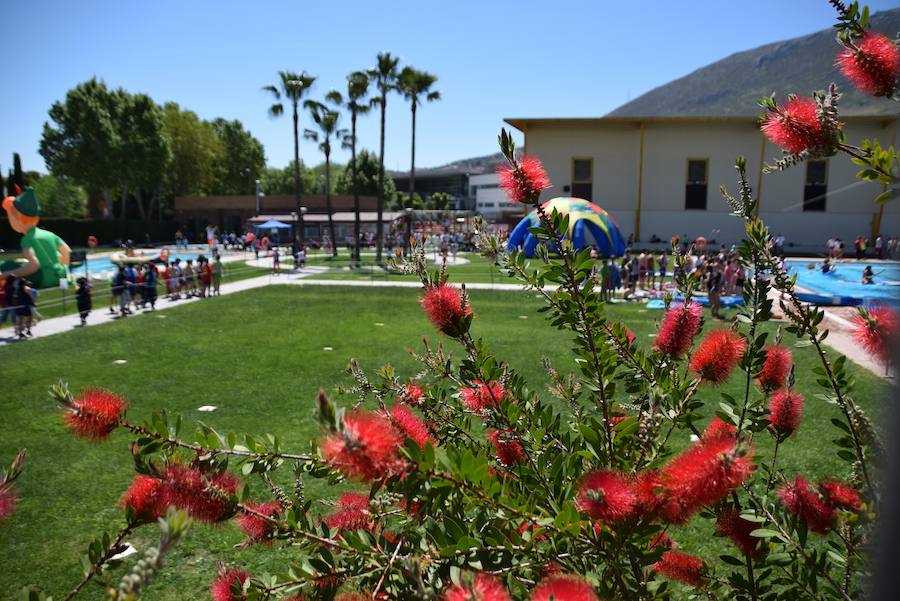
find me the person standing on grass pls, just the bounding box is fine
[124,262,138,312]
[706,261,723,319]
[143,264,158,310]
[15,280,36,338]
[199,257,212,296]
[75,276,92,326]
[272,246,281,275]
[658,252,668,290]
[184,260,196,297]
[212,255,223,296]
[0,274,15,327]
[599,259,610,302]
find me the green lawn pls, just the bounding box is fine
[0,285,888,600]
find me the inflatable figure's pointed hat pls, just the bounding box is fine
[13,187,40,217]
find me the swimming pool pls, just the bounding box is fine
[784,260,900,306]
[70,252,204,280]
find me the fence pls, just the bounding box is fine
[0,219,180,250]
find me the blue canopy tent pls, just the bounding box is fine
[254,219,292,230]
[507,197,627,257]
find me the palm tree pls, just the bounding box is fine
[330,72,371,265]
[304,100,347,257]
[367,52,401,264]
[398,67,440,255]
[262,71,316,239]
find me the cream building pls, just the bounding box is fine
[504,116,898,250]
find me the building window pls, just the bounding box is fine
[685,158,708,210]
[572,158,593,200]
[803,159,828,212]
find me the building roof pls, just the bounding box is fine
[249,212,403,224]
[503,114,897,132]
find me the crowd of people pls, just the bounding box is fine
[0,275,37,339]
[828,234,900,260]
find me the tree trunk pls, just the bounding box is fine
[102,188,112,219]
[376,93,387,264]
[292,102,303,245]
[135,189,148,221]
[409,101,417,256]
[352,111,361,266]
[325,149,337,257]
[120,182,129,222]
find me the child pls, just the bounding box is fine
[75,277,92,326]
[212,255,224,296]
[143,264,158,309]
[272,247,281,275]
[184,260,195,296]
[658,252,668,290]
[297,247,306,269]
[599,259,610,302]
[15,280,36,338]
[0,274,15,327]
[199,258,212,297]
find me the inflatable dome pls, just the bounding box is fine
[507,197,627,258]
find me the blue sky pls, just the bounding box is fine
[4,0,898,175]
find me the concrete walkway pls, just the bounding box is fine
[3,264,888,380]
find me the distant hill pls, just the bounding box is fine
[389,150,519,178]
[609,7,900,117]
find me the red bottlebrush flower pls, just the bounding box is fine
[690,329,746,383]
[779,476,835,534]
[717,509,760,557]
[486,429,526,466]
[460,381,507,413]
[335,594,370,601]
[768,389,804,438]
[575,470,637,525]
[64,387,127,441]
[119,475,165,524]
[420,284,472,337]
[757,344,792,392]
[634,470,667,518]
[443,573,512,601]
[654,302,702,358]
[235,500,282,542]
[210,568,251,601]
[852,306,899,365]
[389,403,433,449]
[401,383,424,406]
[323,493,373,533]
[652,550,705,587]
[760,97,827,154]
[497,155,551,204]
[320,411,405,481]
[703,416,737,441]
[660,436,755,519]
[0,486,18,523]
[837,32,900,96]
[530,574,599,601]
[161,464,239,523]
[819,479,863,511]
[649,531,675,550]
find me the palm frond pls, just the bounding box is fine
[268,103,284,117]
[262,85,281,99]
[427,91,441,102]
[325,90,343,106]
[303,129,318,141]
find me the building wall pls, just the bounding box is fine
[523,119,899,248]
[470,173,517,218]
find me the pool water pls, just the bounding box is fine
[785,260,900,305]
[70,252,203,280]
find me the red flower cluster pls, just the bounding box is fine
[852,306,899,365]
[497,155,551,204]
[690,329,746,383]
[161,464,240,523]
[575,470,637,525]
[779,476,835,533]
[420,284,472,337]
[0,486,18,523]
[703,416,737,441]
[486,429,526,466]
[652,550,705,587]
[323,493,373,533]
[64,388,127,441]
[530,574,598,601]
[837,32,900,96]
[210,568,251,601]
[648,531,674,550]
[321,411,405,481]
[235,500,282,542]
[820,479,863,510]
[716,509,761,557]
[760,97,827,154]
[757,344,792,392]
[654,302,702,358]
[388,403,433,449]
[460,381,507,413]
[401,383,424,406]
[768,389,804,438]
[119,475,166,524]
[443,573,512,601]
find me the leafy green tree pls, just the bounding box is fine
[331,71,371,263]
[12,153,24,191]
[304,100,347,256]
[335,149,395,199]
[116,92,171,221]
[398,67,440,211]
[260,163,316,196]
[32,175,88,218]
[263,71,316,225]
[208,118,266,195]
[40,78,121,217]
[161,102,221,198]
[367,53,401,263]
[428,191,451,210]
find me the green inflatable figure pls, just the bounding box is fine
[1,187,71,288]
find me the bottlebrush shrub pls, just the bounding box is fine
[39,139,885,601]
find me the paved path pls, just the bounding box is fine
[3,264,888,380]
